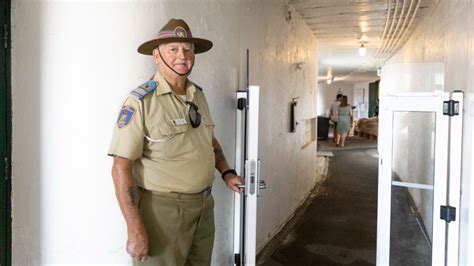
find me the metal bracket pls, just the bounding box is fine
[440,205,456,223]
[244,160,256,196]
[234,253,241,265]
[237,97,247,110]
[3,24,9,49]
[443,100,459,116]
[4,157,7,181]
[249,160,256,195]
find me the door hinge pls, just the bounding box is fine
[234,253,241,265]
[440,205,456,223]
[3,24,9,49]
[4,157,8,181]
[443,100,459,116]
[237,98,247,110]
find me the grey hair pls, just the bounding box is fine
[156,43,195,51]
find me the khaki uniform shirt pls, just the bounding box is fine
[108,72,216,193]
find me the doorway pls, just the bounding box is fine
[368,81,379,118]
[0,0,11,264]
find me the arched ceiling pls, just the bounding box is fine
[290,0,437,84]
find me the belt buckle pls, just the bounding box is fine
[202,187,212,198]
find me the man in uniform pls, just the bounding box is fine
[108,18,243,265]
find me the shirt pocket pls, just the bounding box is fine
[199,116,215,148]
[148,121,195,160]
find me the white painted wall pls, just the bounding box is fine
[11,0,319,264]
[380,0,474,263]
[316,83,353,117]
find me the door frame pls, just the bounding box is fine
[368,80,379,117]
[0,0,11,264]
[243,86,260,265]
[377,92,451,265]
[234,86,261,265]
[234,91,246,265]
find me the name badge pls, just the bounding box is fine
[172,118,187,126]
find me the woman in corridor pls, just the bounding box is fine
[336,95,353,147]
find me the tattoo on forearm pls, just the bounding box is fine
[214,146,226,166]
[128,186,140,208]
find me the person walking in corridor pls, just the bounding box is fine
[108,18,243,265]
[336,95,353,147]
[330,93,342,142]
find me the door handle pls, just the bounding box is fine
[238,181,266,189]
[239,160,267,194]
[236,181,266,193]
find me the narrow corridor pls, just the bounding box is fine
[258,136,434,265]
[259,139,378,265]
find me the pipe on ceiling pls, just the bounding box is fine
[376,0,400,58]
[379,0,407,55]
[379,0,393,48]
[386,0,421,56]
[375,0,422,62]
[384,0,415,56]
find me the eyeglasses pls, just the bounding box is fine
[185,101,201,128]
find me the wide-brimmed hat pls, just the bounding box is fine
[137,19,213,55]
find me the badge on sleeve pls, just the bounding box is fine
[117,106,135,128]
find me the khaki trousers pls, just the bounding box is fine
[134,190,215,266]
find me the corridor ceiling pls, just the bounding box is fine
[290,0,436,84]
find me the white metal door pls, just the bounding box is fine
[234,86,265,266]
[376,91,462,265]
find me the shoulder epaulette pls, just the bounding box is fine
[195,84,203,91]
[130,81,157,100]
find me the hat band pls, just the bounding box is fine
[157,29,193,39]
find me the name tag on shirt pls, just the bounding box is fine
[172,118,187,126]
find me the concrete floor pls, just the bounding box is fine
[257,137,431,266]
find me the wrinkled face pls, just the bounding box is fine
[153,42,195,76]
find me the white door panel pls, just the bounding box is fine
[234,86,264,266]
[376,91,463,265]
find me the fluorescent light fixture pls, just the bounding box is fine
[359,43,367,56]
[326,67,333,84]
[326,76,334,84]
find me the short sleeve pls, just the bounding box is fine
[107,96,144,160]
